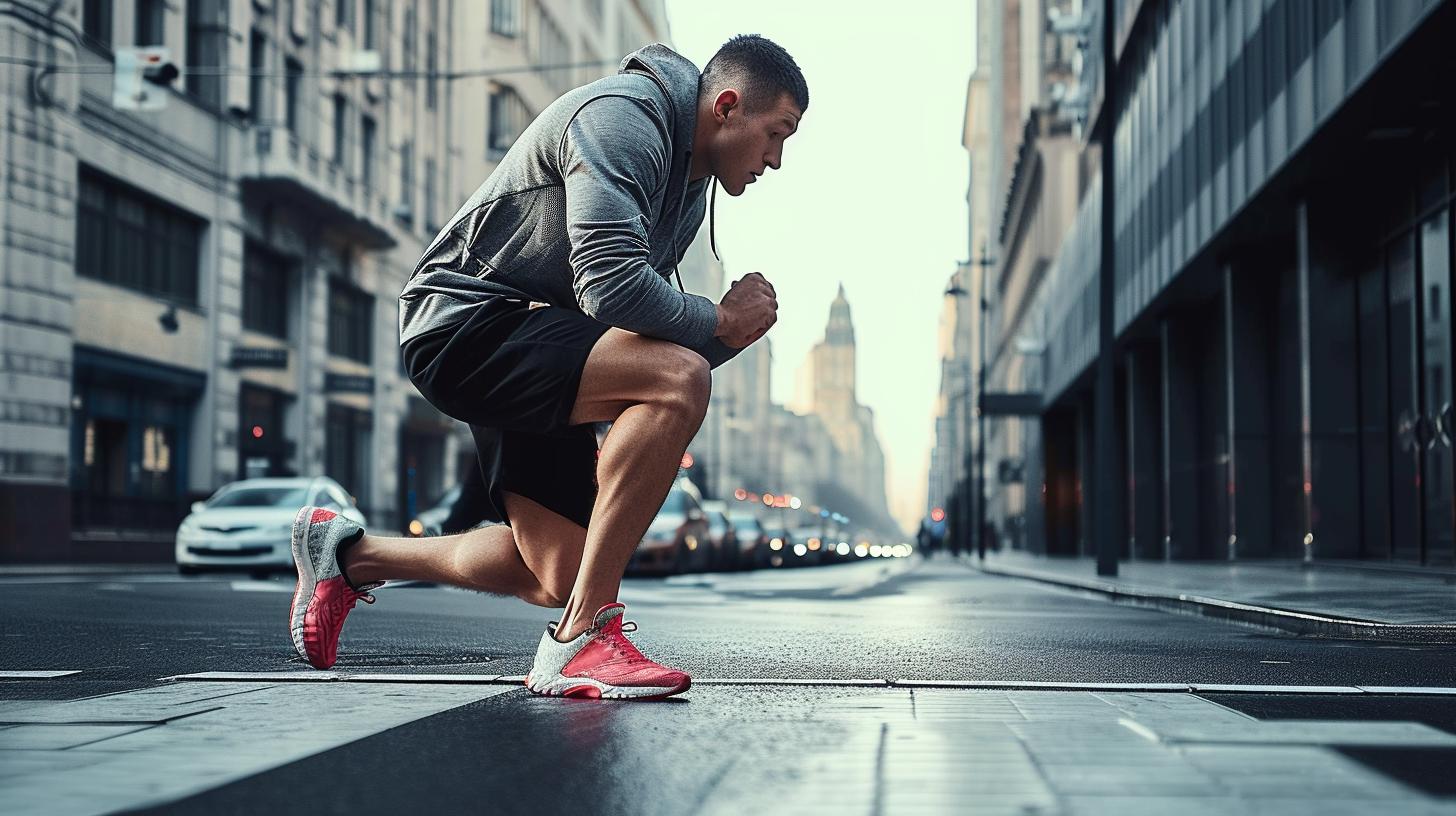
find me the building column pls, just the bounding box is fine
[0,3,81,559]
[1298,198,1363,560]
[1125,344,1161,560]
[1225,265,1275,558]
[1160,316,1202,560]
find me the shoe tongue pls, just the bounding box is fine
[592,603,626,632]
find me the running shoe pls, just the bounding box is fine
[524,603,691,699]
[289,506,381,669]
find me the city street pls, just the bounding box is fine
[3,558,1456,814]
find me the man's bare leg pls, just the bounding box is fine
[340,491,587,608]
[552,328,710,641]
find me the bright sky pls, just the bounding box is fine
[666,1,975,534]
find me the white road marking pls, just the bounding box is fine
[0,670,82,679]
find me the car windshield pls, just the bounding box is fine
[208,486,309,508]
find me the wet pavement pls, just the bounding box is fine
[3,558,1456,814]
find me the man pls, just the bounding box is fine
[288,36,808,700]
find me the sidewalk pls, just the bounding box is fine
[970,551,1456,643]
[4,675,1456,815]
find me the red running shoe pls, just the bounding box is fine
[524,603,691,699]
[288,506,381,669]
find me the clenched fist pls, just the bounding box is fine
[715,272,778,349]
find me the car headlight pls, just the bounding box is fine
[408,519,425,536]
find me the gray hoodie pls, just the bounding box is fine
[399,44,732,362]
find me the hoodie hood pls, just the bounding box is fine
[619,44,703,164]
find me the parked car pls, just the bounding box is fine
[789,525,832,567]
[628,478,711,575]
[408,484,462,538]
[175,477,366,576]
[700,500,738,571]
[762,522,791,568]
[727,511,767,570]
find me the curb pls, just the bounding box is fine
[971,560,1456,644]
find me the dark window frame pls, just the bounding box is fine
[242,241,291,339]
[327,277,374,364]
[75,168,203,307]
[490,0,520,37]
[83,0,112,50]
[284,57,303,133]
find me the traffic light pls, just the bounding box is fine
[113,47,179,111]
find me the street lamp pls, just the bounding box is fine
[946,242,995,561]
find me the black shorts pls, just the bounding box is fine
[401,297,611,530]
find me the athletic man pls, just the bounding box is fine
[288,36,808,699]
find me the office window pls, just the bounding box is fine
[491,0,520,36]
[336,0,353,35]
[534,4,571,88]
[83,0,112,49]
[362,0,376,49]
[402,6,416,71]
[328,279,373,364]
[423,157,437,232]
[243,242,290,339]
[488,86,529,160]
[186,0,226,108]
[285,58,303,133]
[398,139,414,225]
[361,115,377,189]
[325,404,371,507]
[135,0,165,46]
[75,169,202,306]
[332,93,348,167]
[425,19,438,109]
[249,30,267,121]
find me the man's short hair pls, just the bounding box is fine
[700,35,809,115]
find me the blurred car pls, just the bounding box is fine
[700,500,738,572]
[628,478,710,575]
[761,521,791,568]
[407,483,462,537]
[727,511,767,570]
[788,525,832,566]
[175,477,366,576]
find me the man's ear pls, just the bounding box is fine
[714,89,741,123]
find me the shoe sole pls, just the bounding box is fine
[288,507,319,666]
[523,673,691,700]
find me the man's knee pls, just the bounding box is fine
[655,346,710,421]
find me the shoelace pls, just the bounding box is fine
[340,582,383,610]
[599,620,645,663]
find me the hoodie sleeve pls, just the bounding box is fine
[560,95,720,348]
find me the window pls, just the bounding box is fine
[402,6,416,71]
[243,242,290,338]
[135,0,165,46]
[83,0,112,49]
[488,86,529,160]
[336,0,353,35]
[76,169,202,305]
[425,10,438,109]
[332,93,348,167]
[186,0,226,108]
[362,0,376,49]
[491,0,520,37]
[361,114,377,189]
[423,157,437,231]
[398,139,414,225]
[249,30,267,120]
[328,278,373,363]
[325,404,371,504]
[534,4,571,88]
[284,58,303,132]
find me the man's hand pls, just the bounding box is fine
[715,273,778,349]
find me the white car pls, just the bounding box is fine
[175,477,366,575]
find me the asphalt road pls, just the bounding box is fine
[4,557,1456,698]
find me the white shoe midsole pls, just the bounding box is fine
[525,673,684,698]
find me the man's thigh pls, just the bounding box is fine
[503,491,587,598]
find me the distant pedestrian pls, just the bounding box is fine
[289,36,807,699]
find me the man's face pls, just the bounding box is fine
[710,90,802,197]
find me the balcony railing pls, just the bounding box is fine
[241,126,397,250]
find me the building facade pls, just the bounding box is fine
[947,0,1456,570]
[0,0,672,560]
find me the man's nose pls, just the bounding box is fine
[765,151,782,171]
